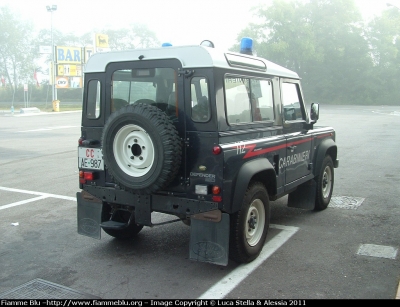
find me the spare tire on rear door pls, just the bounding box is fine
[102,103,182,194]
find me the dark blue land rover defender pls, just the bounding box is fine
[77,38,339,266]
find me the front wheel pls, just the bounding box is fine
[229,182,270,264]
[314,155,334,211]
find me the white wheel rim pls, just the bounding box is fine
[245,199,266,246]
[113,124,155,177]
[322,165,332,199]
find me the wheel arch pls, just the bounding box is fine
[231,158,276,213]
[313,138,337,177]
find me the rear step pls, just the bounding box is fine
[100,220,127,229]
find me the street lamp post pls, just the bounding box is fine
[46,5,57,103]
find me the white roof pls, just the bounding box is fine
[84,45,299,79]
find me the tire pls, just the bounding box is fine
[182,218,191,226]
[102,103,182,194]
[133,98,156,106]
[229,182,270,263]
[314,155,334,211]
[101,203,143,239]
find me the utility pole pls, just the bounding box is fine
[46,5,57,103]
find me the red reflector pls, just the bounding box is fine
[212,145,221,155]
[78,137,85,145]
[212,195,222,202]
[79,178,86,184]
[212,186,221,194]
[84,172,94,180]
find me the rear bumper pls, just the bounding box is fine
[80,185,219,226]
[77,190,231,266]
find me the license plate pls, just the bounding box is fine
[78,147,104,170]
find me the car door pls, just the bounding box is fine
[281,80,312,185]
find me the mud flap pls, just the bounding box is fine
[287,179,316,210]
[77,191,102,239]
[189,211,230,266]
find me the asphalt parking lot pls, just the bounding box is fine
[0,105,399,299]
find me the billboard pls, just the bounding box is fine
[56,46,82,64]
[57,64,82,76]
[55,76,82,88]
[95,34,109,48]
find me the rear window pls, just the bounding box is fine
[110,68,177,115]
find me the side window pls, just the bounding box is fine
[225,77,274,124]
[191,77,210,122]
[282,82,304,121]
[225,77,251,124]
[86,80,100,119]
[250,79,274,121]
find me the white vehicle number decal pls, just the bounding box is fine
[78,148,104,170]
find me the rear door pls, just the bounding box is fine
[103,59,186,188]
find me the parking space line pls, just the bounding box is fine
[0,195,49,210]
[18,125,79,133]
[198,224,299,299]
[0,186,76,207]
[0,185,299,299]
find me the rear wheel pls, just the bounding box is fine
[229,182,270,263]
[101,203,143,239]
[314,155,334,211]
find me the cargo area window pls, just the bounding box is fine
[225,76,274,124]
[86,80,100,119]
[191,77,210,122]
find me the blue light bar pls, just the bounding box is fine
[240,37,253,55]
[162,42,172,47]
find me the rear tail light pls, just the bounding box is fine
[79,171,96,184]
[84,172,95,180]
[212,185,222,202]
[194,184,222,202]
[212,186,221,194]
[212,145,221,155]
[78,137,85,145]
[79,170,85,184]
[212,195,222,202]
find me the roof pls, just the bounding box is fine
[84,45,299,79]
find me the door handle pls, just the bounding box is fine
[288,145,297,151]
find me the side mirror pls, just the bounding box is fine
[310,103,319,122]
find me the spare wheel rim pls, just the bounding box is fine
[113,124,155,177]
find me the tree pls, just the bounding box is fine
[100,24,160,51]
[366,7,400,104]
[0,6,37,97]
[0,6,163,105]
[304,0,373,104]
[234,0,375,105]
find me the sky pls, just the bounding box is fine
[2,0,400,52]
